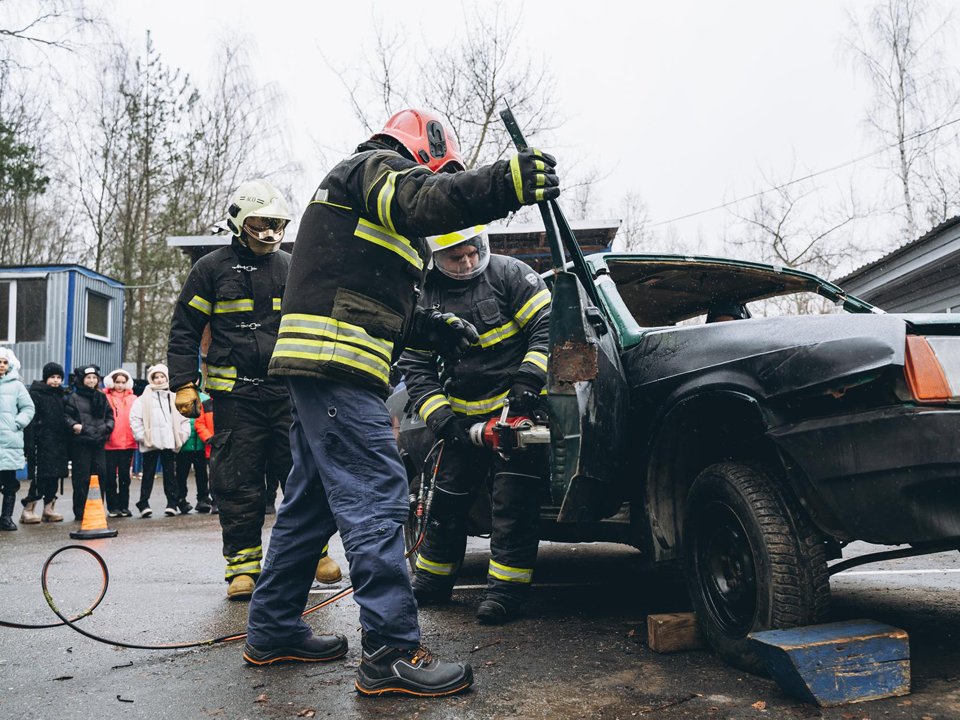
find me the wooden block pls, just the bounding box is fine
[647,612,707,653]
[749,620,910,707]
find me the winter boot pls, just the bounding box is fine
[41,498,64,522]
[195,500,212,514]
[20,501,41,524]
[0,493,17,531]
[315,556,343,584]
[227,574,256,601]
[411,570,454,606]
[476,598,521,625]
[243,633,348,666]
[356,634,474,696]
[178,500,193,515]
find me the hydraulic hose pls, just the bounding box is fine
[0,544,354,650]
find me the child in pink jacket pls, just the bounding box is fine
[103,369,137,517]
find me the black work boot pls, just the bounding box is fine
[411,571,453,606]
[243,633,348,666]
[0,493,17,531]
[356,634,473,697]
[476,598,521,625]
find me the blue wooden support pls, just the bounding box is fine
[748,620,910,707]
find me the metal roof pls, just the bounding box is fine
[0,263,124,288]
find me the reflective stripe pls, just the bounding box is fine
[279,314,393,360]
[273,338,390,384]
[419,393,451,421]
[207,365,237,378]
[273,298,282,311]
[476,320,520,348]
[354,218,424,271]
[225,546,263,578]
[227,546,263,561]
[377,172,399,231]
[214,299,254,313]
[416,555,458,576]
[515,289,550,328]
[225,561,262,579]
[523,350,548,372]
[431,225,487,248]
[448,390,509,416]
[488,559,533,584]
[321,543,329,555]
[206,377,235,392]
[189,295,212,315]
[510,154,524,203]
[207,364,237,393]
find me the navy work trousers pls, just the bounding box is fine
[246,378,420,650]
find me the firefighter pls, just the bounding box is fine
[242,109,559,697]
[398,225,550,625]
[168,179,342,601]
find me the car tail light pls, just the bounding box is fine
[904,335,952,403]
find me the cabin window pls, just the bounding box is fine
[85,291,111,341]
[0,277,47,343]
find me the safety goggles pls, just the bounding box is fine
[243,216,287,242]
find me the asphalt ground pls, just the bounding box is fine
[1,480,959,719]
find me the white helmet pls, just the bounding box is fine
[225,179,293,255]
[427,225,490,281]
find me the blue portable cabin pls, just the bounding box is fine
[0,264,125,385]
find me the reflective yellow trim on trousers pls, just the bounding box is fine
[279,314,393,359]
[273,298,282,311]
[189,295,212,315]
[354,218,423,271]
[476,320,520,349]
[522,350,548,372]
[214,299,254,313]
[449,390,510,416]
[488,559,533,584]
[273,338,391,384]
[419,393,451,422]
[225,546,263,580]
[515,289,551,328]
[416,555,458,576]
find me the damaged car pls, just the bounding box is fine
[389,252,960,672]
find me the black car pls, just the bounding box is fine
[390,252,960,671]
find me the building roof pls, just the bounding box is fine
[0,263,124,288]
[835,215,960,286]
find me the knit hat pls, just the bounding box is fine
[74,364,102,382]
[104,368,131,389]
[43,362,64,381]
[147,363,169,382]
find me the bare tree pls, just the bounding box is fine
[845,0,957,240]
[0,0,104,68]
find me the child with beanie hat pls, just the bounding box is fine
[64,364,114,523]
[20,361,70,523]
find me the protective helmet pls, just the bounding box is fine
[374,109,465,173]
[427,225,490,281]
[225,179,293,255]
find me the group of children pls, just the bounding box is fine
[0,349,215,531]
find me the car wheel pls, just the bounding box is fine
[683,462,830,672]
[403,473,423,575]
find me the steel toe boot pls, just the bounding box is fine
[315,556,343,584]
[20,501,41,524]
[243,633,348,666]
[227,574,255,601]
[356,634,473,696]
[42,499,64,522]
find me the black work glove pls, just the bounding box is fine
[426,406,470,447]
[508,148,560,206]
[411,308,480,364]
[507,377,542,415]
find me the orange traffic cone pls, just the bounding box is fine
[70,475,118,539]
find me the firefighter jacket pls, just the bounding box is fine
[398,253,551,422]
[168,238,290,401]
[269,141,523,398]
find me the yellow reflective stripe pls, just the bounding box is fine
[432,226,487,248]
[308,199,353,211]
[207,365,237,378]
[225,563,261,579]
[273,338,390,384]
[213,299,254,313]
[273,298,282,311]
[488,559,533,584]
[476,320,520,348]
[226,546,262,563]
[416,555,458,576]
[448,390,510,416]
[321,543,329,554]
[515,289,550,327]
[279,314,393,359]
[510,154,523,203]
[354,219,424,271]
[377,172,399,232]
[206,377,235,392]
[188,295,212,315]
[419,393,451,421]
[523,351,548,372]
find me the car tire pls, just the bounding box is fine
[403,473,423,575]
[683,462,830,673]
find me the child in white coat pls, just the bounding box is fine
[130,364,190,517]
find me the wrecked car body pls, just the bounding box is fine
[390,252,960,671]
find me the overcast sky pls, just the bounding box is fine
[106,0,959,258]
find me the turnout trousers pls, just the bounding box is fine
[209,394,293,582]
[246,378,420,650]
[414,433,546,606]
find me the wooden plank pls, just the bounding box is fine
[647,613,707,654]
[749,620,911,707]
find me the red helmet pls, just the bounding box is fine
[374,109,465,173]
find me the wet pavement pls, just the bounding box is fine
[2,481,960,719]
